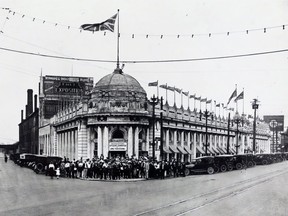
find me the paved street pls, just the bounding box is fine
[1,155,288,216]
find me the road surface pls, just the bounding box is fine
[1,156,288,216]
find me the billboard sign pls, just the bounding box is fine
[43,75,93,97]
[263,115,284,132]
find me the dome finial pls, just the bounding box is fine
[113,63,125,74]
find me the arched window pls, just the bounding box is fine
[112,129,124,139]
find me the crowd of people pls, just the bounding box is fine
[47,155,188,180]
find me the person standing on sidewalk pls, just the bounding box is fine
[4,154,8,163]
[48,162,55,179]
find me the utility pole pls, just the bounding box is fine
[227,112,231,154]
[150,95,159,160]
[252,99,259,154]
[160,97,163,160]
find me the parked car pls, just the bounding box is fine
[214,155,235,172]
[233,154,255,170]
[254,153,273,165]
[186,156,218,175]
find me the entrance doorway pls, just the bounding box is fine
[109,151,126,158]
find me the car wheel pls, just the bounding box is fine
[207,167,215,175]
[185,168,190,176]
[236,163,243,170]
[220,165,227,172]
[248,161,254,167]
[262,160,268,165]
[227,164,233,171]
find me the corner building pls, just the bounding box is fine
[46,68,271,161]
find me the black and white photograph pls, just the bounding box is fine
[1,0,288,215]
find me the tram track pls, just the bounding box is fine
[133,167,288,216]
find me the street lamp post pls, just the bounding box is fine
[234,112,242,155]
[227,112,231,154]
[270,120,278,153]
[150,95,159,160]
[252,99,259,154]
[233,112,242,154]
[204,110,213,156]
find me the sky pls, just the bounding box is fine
[0,0,288,144]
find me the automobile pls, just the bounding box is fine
[33,155,63,174]
[186,156,218,175]
[214,155,235,172]
[232,154,255,170]
[254,153,273,165]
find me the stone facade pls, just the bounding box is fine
[39,69,271,162]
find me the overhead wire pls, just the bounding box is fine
[0,45,288,63]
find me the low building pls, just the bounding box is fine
[18,89,39,154]
[40,68,271,162]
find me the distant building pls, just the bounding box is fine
[263,115,284,152]
[38,75,94,155]
[18,89,39,153]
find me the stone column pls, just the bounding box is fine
[54,131,58,156]
[67,130,71,160]
[166,129,170,161]
[78,120,88,160]
[181,131,184,161]
[187,132,191,161]
[128,126,133,157]
[103,126,109,159]
[134,127,139,159]
[97,126,103,158]
[87,128,91,159]
[75,130,78,160]
[146,128,150,152]
[193,132,197,159]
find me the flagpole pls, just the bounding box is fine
[181,90,183,107]
[242,88,245,115]
[235,84,238,113]
[187,92,190,109]
[117,9,120,69]
[165,83,168,104]
[157,80,159,98]
[173,87,176,106]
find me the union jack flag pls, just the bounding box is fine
[80,14,117,32]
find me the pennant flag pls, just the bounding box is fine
[182,91,189,96]
[227,88,237,105]
[159,84,168,89]
[228,108,234,111]
[206,99,212,104]
[148,81,158,87]
[234,91,244,102]
[174,87,182,93]
[195,96,201,100]
[80,14,117,32]
[189,94,196,99]
[200,98,207,102]
[216,103,220,107]
[221,103,224,107]
[167,86,175,92]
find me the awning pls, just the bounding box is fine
[169,145,180,153]
[209,147,217,154]
[177,146,188,154]
[163,146,172,154]
[217,147,226,154]
[184,146,193,154]
[230,148,236,154]
[212,146,219,154]
[196,146,205,154]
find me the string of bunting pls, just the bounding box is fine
[1,7,287,38]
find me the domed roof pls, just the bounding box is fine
[89,69,148,113]
[92,68,146,93]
